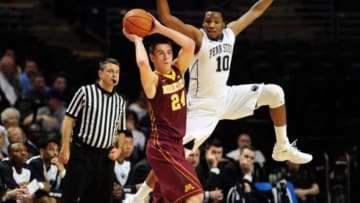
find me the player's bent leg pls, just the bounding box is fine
[257,84,312,164]
[256,84,285,109]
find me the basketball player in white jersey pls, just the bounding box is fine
[125,0,313,202]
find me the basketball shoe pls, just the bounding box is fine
[123,194,142,203]
[272,139,313,164]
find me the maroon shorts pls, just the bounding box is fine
[146,139,203,203]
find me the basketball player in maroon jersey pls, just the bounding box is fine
[123,15,204,203]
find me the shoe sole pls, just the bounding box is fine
[272,153,313,164]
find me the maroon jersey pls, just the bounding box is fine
[146,67,203,202]
[148,67,187,142]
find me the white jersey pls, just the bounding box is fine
[188,28,236,98]
[184,28,264,152]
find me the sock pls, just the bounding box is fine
[134,182,153,200]
[274,125,289,145]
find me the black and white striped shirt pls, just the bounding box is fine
[66,83,126,149]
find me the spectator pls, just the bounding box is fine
[187,148,224,203]
[0,131,6,160]
[28,136,65,203]
[113,130,136,203]
[0,107,20,128]
[279,161,320,203]
[226,132,266,168]
[7,126,39,158]
[20,58,39,97]
[125,110,146,163]
[221,146,270,203]
[0,142,33,203]
[0,107,21,155]
[19,72,49,121]
[0,54,20,111]
[128,91,148,122]
[23,88,66,138]
[49,72,70,105]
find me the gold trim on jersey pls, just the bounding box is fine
[162,79,184,95]
[155,68,176,80]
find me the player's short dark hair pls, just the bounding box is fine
[148,34,173,54]
[204,7,226,20]
[99,58,120,70]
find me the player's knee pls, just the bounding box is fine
[258,84,285,108]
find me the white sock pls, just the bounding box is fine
[274,125,289,145]
[134,182,153,200]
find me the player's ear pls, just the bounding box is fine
[149,53,155,63]
[98,69,102,78]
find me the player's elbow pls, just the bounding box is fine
[159,15,174,26]
[137,60,148,69]
[185,38,196,52]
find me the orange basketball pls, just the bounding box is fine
[123,9,154,37]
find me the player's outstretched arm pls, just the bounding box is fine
[151,16,195,74]
[227,0,273,36]
[156,0,202,49]
[123,28,157,99]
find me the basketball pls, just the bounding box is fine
[123,9,154,37]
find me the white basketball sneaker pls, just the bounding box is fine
[272,140,313,164]
[123,194,142,203]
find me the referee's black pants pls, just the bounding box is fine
[61,143,114,203]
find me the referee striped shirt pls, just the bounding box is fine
[66,83,126,149]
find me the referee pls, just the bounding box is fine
[59,58,127,203]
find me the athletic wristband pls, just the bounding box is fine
[204,191,210,202]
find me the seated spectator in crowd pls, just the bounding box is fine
[20,58,39,97]
[113,130,136,203]
[128,91,151,137]
[49,72,70,105]
[226,132,266,168]
[187,148,223,203]
[191,139,229,202]
[0,131,7,160]
[221,146,270,203]
[0,54,20,111]
[0,142,33,203]
[0,107,21,156]
[277,160,320,203]
[28,136,65,203]
[23,88,66,138]
[1,107,20,129]
[20,71,49,119]
[128,91,148,122]
[7,126,39,158]
[125,110,146,163]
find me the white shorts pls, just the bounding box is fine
[183,83,264,152]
